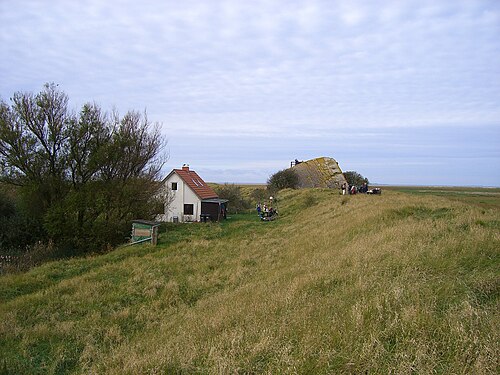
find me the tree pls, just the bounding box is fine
[250,187,268,203]
[0,83,71,211]
[267,168,299,193]
[0,84,167,256]
[213,183,250,214]
[343,171,369,187]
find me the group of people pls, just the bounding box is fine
[256,203,277,215]
[341,182,369,195]
[256,203,278,219]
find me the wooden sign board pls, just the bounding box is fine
[134,228,151,237]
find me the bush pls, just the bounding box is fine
[1,241,57,274]
[267,169,299,193]
[0,190,45,254]
[250,187,269,203]
[343,171,369,187]
[213,184,251,214]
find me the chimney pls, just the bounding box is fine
[182,164,189,171]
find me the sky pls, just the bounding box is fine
[1,0,499,186]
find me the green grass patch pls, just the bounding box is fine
[386,186,500,209]
[1,188,499,374]
[390,206,453,220]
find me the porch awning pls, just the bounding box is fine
[201,198,229,204]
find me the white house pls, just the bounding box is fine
[160,165,228,222]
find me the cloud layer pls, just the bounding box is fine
[1,0,499,185]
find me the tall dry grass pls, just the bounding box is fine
[0,188,498,374]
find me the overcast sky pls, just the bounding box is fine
[1,0,499,186]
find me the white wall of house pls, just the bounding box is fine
[163,173,201,222]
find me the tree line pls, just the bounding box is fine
[0,84,166,270]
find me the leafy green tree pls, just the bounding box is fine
[250,187,268,203]
[0,83,70,212]
[343,171,369,187]
[0,84,167,257]
[213,183,251,214]
[267,169,299,193]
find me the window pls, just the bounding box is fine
[171,182,177,190]
[184,204,194,215]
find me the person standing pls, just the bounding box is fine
[341,183,347,195]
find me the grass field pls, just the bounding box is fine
[1,187,499,374]
[384,186,500,210]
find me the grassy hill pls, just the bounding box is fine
[1,188,498,374]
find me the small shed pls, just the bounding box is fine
[201,198,229,222]
[131,220,161,245]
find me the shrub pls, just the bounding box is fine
[250,187,269,203]
[0,190,45,254]
[343,171,369,187]
[267,169,299,193]
[213,183,251,214]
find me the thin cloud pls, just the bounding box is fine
[0,0,499,185]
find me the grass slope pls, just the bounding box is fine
[1,189,499,374]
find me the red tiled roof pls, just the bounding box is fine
[174,168,218,200]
